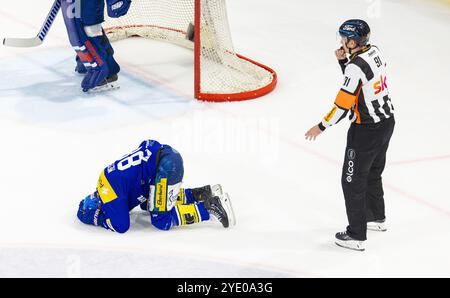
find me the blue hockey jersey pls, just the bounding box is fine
[96,139,162,233]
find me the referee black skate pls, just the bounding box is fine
[305,19,395,251]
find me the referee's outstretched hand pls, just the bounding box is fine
[305,125,322,141]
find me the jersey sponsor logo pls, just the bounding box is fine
[167,182,182,210]
[111,2,124,10]
[178,188,185,205]
[137,195,147,203]
[184,213,196,225]
[347,149,356,160]
[97,170,118,203]
[374,75,388,95]
[176,204,199,226]
[345,149,356,182]
[93,208,100,226]
[155,178,168,211]
[324,106,338,122]
[168,189,175,205]
[148,185,156,211]
[343,25,356,32]
[346,160,355,183]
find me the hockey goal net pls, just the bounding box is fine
[103,0,277,102]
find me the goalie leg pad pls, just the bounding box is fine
[61,0,119,92]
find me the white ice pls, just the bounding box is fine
[0,0,449,277]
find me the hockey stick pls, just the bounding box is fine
[3,0,62,47]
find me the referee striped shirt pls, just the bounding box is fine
[319,45,394,131]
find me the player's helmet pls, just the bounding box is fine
[339,19,371,46]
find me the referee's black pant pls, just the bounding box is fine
[341,117,395,241]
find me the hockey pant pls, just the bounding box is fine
[148,145,210,231]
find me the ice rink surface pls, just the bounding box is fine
[0,0,449,277]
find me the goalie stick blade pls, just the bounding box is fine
[3,0,61,48]
[3,37,43,48]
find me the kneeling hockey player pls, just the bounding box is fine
[61,0,131,92]
[77,139,236,233]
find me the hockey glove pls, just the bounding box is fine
[107,0,132,18]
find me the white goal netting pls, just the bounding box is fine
[103,0,276,101]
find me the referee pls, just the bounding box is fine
[305,19,395,251]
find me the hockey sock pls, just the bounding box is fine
[171,202,210,226]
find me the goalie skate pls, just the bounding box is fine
[86,75,120,94]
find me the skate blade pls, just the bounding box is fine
[211,184,223,197]
[86,81,120,94]
[367,226,387,232]
[367,222,387,232]
[219,193,236,227]
[335,240,365,252]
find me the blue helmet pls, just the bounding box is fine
[339,19,371,46]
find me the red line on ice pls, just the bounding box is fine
[206,105,450,220]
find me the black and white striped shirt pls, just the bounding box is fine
[319,45,394,130]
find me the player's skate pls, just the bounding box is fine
[87,74,120,93]
[335,232,365,251]
[190,184,223,202]
[204,193,236,228]
[367,219,387,232]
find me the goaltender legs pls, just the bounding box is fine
[61,0,131,92]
